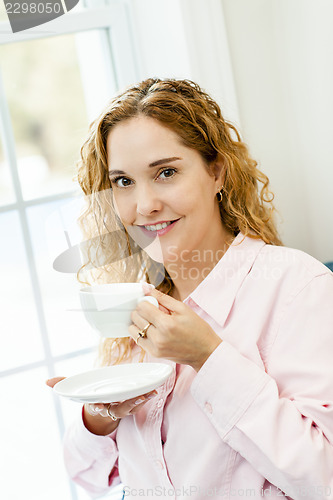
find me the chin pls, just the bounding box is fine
[143,240,165,263]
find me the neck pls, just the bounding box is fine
[166,225,235,302]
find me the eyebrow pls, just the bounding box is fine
[108,157,181,175]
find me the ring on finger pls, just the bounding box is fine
[137,322,151,339]
[107,404,118,421]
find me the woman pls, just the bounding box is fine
[48,78,333,499]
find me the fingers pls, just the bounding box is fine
[46,377,66,388]
[158,303,171,314]
[85,403,117,418]
[129,307,154,345]
[132,285,183,335]
[142,283,182,313]
[115,390,158,417]
[85,403,108,417]
[125,390,158,414]
[46,374,158,421]
[134,299,171,331]
[130,310,155,335]
[86,390,158,419]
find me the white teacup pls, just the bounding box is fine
[79,283,158,338]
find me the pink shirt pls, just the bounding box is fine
[63,232,333,499]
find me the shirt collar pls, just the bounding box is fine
[184,232,266,328]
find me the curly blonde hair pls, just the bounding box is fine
[76,78,283,366]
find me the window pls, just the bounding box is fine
[0,1,135,498]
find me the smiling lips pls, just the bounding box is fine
[138,218,180,237]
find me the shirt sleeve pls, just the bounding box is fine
[63,407,120,498]
[191,273,333,500]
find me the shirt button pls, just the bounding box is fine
[157,399,164,408]
[205,402,213,414]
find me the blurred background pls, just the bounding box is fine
[0,0,332,499]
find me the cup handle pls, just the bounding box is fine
[137,296,159,307]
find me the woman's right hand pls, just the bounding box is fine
[46,377,157,436]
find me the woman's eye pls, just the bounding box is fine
[158,168,176,179]
[110,177,132,188]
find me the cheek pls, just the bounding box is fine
[168,186,196,214]
[177,196,201,218]
[112,194,133,223]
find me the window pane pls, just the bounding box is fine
[0,33,89,200]
[0,135,15,206]
[55,353,124,500]
[27,198,97,357]
[0,367,72,500]
[0,210,44,371]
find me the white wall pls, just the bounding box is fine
[126,0,239,123]
[126,0,191,80]
[221,0,333,262]
[127,0,333,262]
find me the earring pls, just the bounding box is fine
[216,188,223,203]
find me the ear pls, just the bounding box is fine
[211,154,226,186]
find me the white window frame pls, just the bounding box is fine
[0,2,137,498]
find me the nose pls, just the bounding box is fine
[135,184,163,216]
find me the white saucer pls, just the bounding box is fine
[53,363,173,403]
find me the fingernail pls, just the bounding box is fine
[134,398,145,405]
[142,283,155,293]
[147,393,157,400]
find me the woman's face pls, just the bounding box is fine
[106,116,225,266]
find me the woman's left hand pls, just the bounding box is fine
[129,287,222,372]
